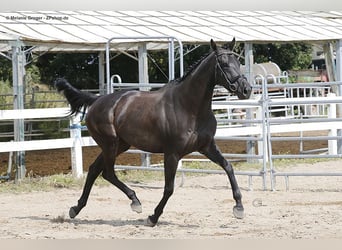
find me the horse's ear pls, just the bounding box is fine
[228,37,236,51]
[210,39,217,51]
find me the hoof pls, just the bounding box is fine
[233,205,244,219]
[69,207,78,219]
[145,216,156,227]
[130,201,142,214]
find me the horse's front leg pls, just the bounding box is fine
[146,153,179,227]
[69,154,103,218]
[201,140,244,219]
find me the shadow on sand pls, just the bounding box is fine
[15,215,200,228]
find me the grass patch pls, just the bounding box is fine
[0,169,166,194]
[116,169,165,184]
[0,173,86,193]
[177,157,339,175]
[180,160,263,173]
[268,157,339,170]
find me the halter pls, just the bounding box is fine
[215,52,240,92]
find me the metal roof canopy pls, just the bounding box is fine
[1,10,342,53]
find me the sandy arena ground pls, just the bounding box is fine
[0,159,342,239]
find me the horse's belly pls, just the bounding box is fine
[116,126,164,153]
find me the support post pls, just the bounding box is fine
[244,42,256,163]
[168,38,175,80]
[323,42,336,83]
[12,41,26,181]
[98,51,106,95]
[336,39,342,154]
[138,43,149,91]
[138,43,151,166]
[105,42,111,94]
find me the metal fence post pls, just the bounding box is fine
[244,42,256,163]
[328,93,337,155]
[262,76,271,191]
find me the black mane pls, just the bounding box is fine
[170,52,211,84]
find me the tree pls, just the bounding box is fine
[37,52,141,89]
[148,44,211,83]
[0,57,12,82]
[37,53,99,89]
[252,42,313,71]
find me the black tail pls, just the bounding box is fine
[54,78,99,115]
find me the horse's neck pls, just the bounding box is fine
[176,53,216,113]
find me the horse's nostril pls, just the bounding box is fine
[243,86,252,98]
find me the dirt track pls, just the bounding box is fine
[1,159,342,239]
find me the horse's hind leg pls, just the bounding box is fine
[102,169,142,213]
[69,154,104,218]
[101,140,142,213]
[201,140,244,219]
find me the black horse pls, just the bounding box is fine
[55,38,252,227]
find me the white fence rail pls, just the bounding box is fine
[0,108,96,179]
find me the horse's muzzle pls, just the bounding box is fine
[236,77,252,100]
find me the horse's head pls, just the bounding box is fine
[211,38,252,99]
